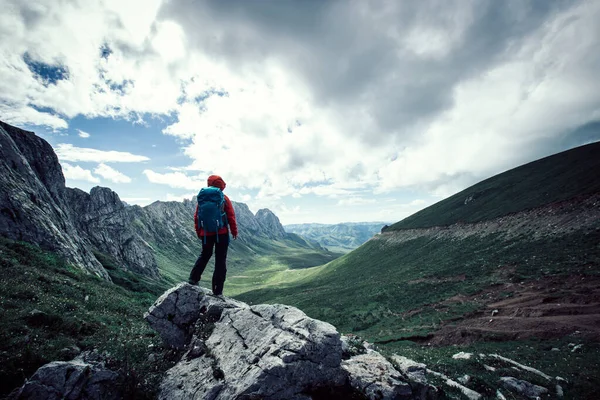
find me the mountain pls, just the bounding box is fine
[285,222,388,252]
[0,121,108,279]
[128,198,338,285]
[386,141,600,231]
[0,120,338,285]
[237,141,600,397]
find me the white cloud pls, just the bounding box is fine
[2,0,600,224]
[143,169,204,190]
[337,197,377,206]
[55,144,149,163]
[61,162,99,183]
[77,129,91,138]
[94,163,131,183]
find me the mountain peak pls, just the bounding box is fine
[255,208,286,239]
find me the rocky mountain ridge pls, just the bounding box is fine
[0,121,109,279]
[0,120,325,282]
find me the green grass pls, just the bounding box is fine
[387,141,600,230]
[151,233,341,296]
[232,228,600,398]
[236,229,600,340]
[0,237,176,398]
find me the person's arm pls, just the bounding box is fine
[194,204,201,238]
[224,196,238,238]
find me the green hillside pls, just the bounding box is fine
[0,237,174,398]
[235,142,600,398]
[387,141,600,230]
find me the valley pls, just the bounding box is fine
[1,118,599,398]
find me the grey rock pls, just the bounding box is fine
[148,285,438,400]
[342,353,413,400]
[10,355,121,400]
[391,355,428,383]
[58,346,81,361]
[0,121,108,279]
[500,377,549,398]
[66,187,159,277]
[144,283,211,349]
[159,301,345,399]
[255,208,287,239]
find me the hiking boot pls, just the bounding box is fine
[188,279,199,286]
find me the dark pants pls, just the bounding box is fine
[189,233,229,295]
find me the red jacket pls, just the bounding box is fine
[194,175,238,237]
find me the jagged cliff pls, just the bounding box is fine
[0,121,160,279]
[66,187,159,278]
[0,121,109,279]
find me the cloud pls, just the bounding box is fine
[94,163,131,183]
[55,144,149,163]
[157,0,600,199]
[61,162,99,183]
[143,169,204,190]
[77,129,91,138]
[3,0,600,207]
[337,197,377,206]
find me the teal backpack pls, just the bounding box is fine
[197,187,227,242]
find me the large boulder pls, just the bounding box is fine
[146,284,440,400]
[9,353,121,400]
[342,352,413,399]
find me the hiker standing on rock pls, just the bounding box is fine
[189,175,238,296]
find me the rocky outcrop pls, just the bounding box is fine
[0,121,108,278]
[0,120,163,279]
[231,202,261,234]
[145,284,439,399]
[255,208,287,239]
[66,187,159,277]
[500,377,549,398]
[9,352,121,400]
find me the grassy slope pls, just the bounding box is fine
[235,142,600,398]
[387,141,600,230]
[152,232,340,296]
[0,238,176,398]
[238,142,600,338]
[238,230,600,339]
[0,225,339,396]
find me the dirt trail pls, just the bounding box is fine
[429,275,600,345]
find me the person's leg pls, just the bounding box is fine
[189,236,216,284]
[212,233,230,295]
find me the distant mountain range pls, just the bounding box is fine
[284,222,389,252]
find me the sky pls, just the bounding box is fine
[1,0,599,225]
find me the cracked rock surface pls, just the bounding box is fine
[342,352,413,400]
[9,353,120,400]
[148,284,439,400]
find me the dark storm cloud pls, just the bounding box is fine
[159,0,568,138]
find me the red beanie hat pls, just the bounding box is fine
[207,175,226,190]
